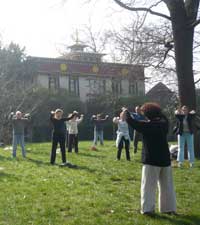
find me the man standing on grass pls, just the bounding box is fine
[10,111,30,158]
[91,114,109,150]
[131,106,145,153]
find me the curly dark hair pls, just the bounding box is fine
[141,102,162,120]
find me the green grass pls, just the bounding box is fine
[0,141,200,225]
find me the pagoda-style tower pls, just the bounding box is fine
[65,42,106,63]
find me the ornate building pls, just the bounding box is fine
[26,43,145,102]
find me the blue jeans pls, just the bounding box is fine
[93,130,104,145]
[12,134,26,157]
[177,132,194,163]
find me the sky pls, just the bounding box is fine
[0,0,167,58]
[1,0,199,91]
[0,0,124,57]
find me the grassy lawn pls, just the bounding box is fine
[0,141,200,225]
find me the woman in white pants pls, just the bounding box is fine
[124,103,176,215]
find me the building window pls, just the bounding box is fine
[88,79,106,95]
[48,75,59,90]
[69,76,79,96]
[129,82,136,95]
[100,80,106,94]
[112,79,122,95]
[129,81,139,95]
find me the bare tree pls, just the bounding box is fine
[110,0,200,157]
[113,0,200,109]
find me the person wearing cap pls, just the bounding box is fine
[123,103,176,215]
[50,109,74,165]
[9,111,30,158]
[91,114,109,149]
[67,111,84,153]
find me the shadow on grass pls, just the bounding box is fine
[71,165,97,173]
[26,157,97,173]
[147,213,200,225]
[0,155,16,162]
[0,171,20,181]
[26,157,51,166]
[77,152,106,159]
[26,149,49,156]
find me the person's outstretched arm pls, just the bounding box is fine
[77,114,84,124]
[113,117,119,124]
[62,114,75,121]
[50,111,55,122]
[101,115,109,121]
[125,110,166,134]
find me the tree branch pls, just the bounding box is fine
[190,19,200,28]
[195,78,200,84]
[113,0,171,20]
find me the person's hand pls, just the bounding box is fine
[81,114,84,117]
[175,109,181,114]
[125,109,131,119]
[105,115,109,118]
[92,115,96,118]
[190,110,196,114]
[121,107,127,111]
[24,113,30,118]
[51,111,55,114]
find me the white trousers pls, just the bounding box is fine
[141,165,176,213]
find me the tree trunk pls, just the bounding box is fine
[171,12,196,109]
[168,3,200,157]
[194,128,200,158]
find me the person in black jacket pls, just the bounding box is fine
[174,106,196,168]
[50,109,74,166]
[91,114,109,148]
[123,102,176,215]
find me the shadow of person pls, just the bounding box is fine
[77,152,106,159]
[149,212,200,225]
[26,157,51,167]
[0,170,20,182]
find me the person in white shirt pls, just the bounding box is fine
[67,111,84,153]
[113,111,131,161]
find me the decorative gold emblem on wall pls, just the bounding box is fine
[92,65,99,73]
[60,64,68,72]
[121,68,129,76]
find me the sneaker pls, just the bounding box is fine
[163,211,177,215]
[189,163,194,168]
[178,162,182,168]
[65,162,77,168]
[60,162,67,167]
[141,211,155,216]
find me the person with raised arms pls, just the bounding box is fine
[122,103,176,215]
[50,109,74,166]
